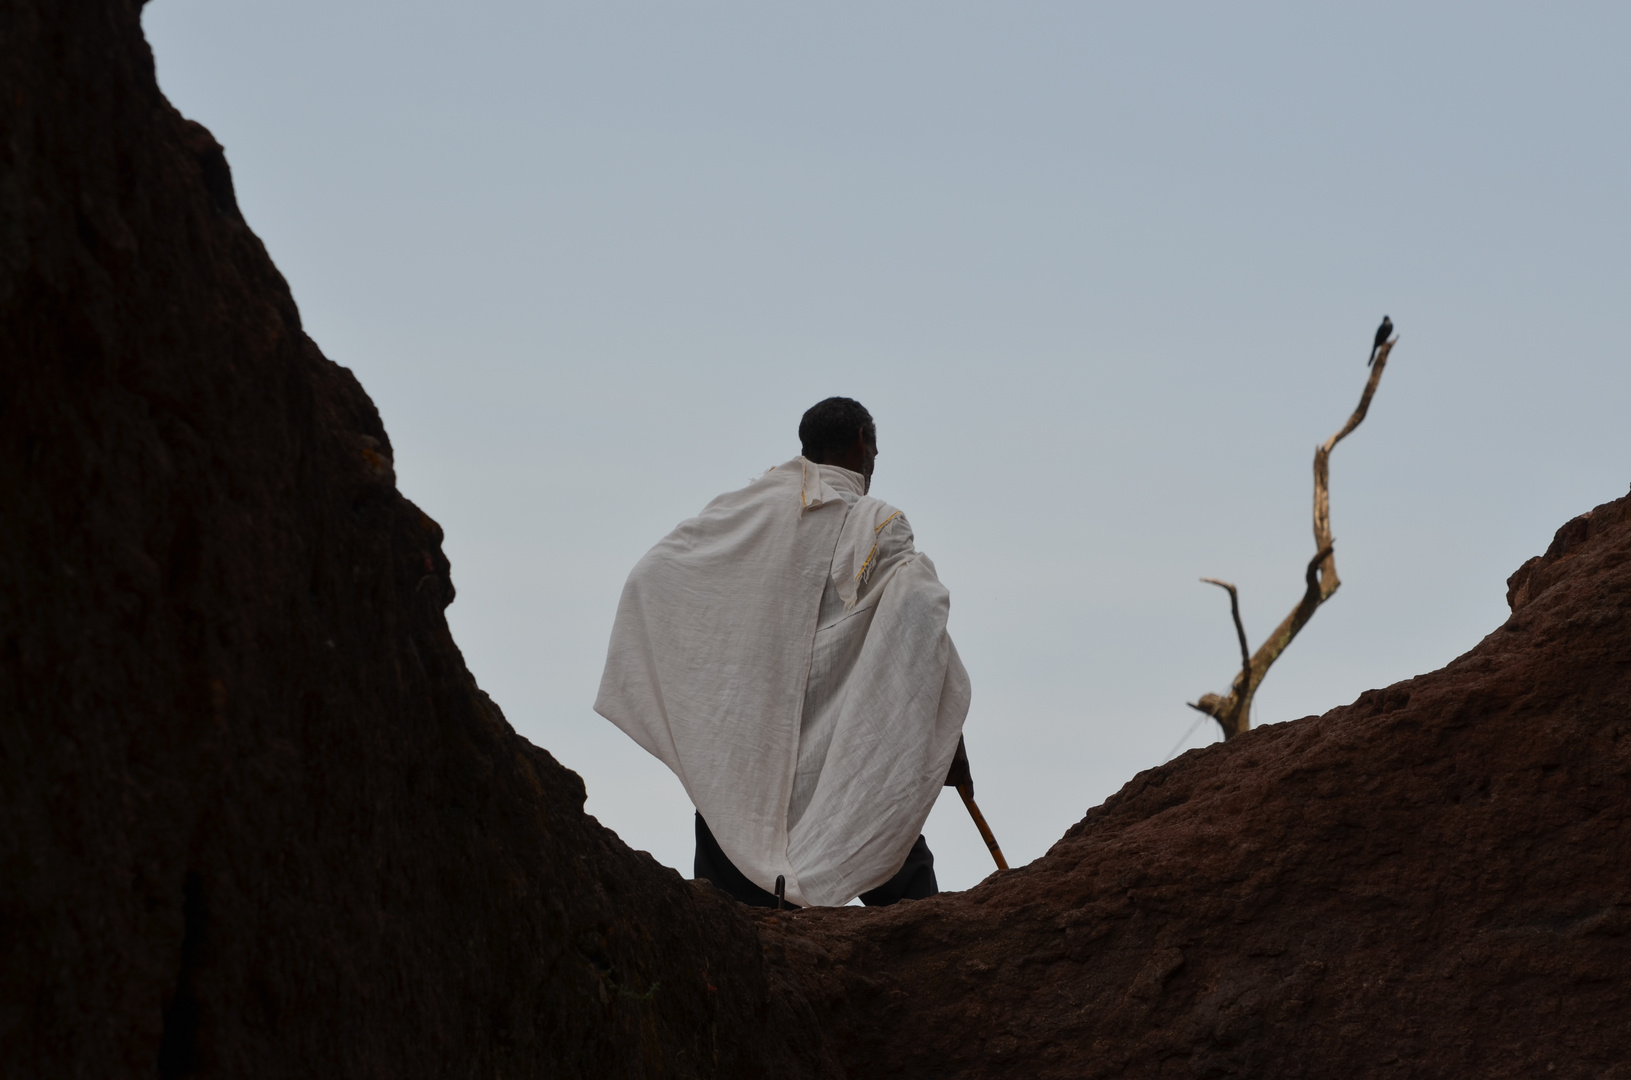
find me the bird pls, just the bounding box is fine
[1368,315,1393,366]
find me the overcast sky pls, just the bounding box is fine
[144,2,1631,894]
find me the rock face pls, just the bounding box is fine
[0,3,833,1077]
[5,2,1630,1078]
[760,492,1631,1078]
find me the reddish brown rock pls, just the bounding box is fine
[759,492,1631,1077]
[0,3,833,1076]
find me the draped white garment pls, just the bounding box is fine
[594,457,970,907]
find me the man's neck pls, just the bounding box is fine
[811,460,868,497]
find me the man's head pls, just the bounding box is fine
[799,396,877,492]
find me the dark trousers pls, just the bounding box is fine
[693,811,938,907]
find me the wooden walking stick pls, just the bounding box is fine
[957,783,1009,871]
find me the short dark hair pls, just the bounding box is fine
[799,397,874,462]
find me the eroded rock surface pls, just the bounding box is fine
[0,3,833,1076]
[759,494,1631,1077]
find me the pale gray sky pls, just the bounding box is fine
[144,2,1631,892]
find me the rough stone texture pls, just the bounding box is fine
[6,2,1631,1078]
[0,3,835,1077]
[761,491,1631,1078]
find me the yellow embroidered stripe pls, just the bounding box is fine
[854,511,904,582]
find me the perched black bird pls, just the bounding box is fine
[1368,315,1393,367]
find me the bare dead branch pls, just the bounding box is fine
[1190,335,1396,740]
[1195,578,1251,732]
[1200,578,1250,678]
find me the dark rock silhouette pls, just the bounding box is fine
[4,2,1629,1078]
[0,3,833,1076]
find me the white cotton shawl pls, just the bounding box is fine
[594,457,970,907]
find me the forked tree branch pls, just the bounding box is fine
[1188,336,1397,740]
[1200,578,1250,676]
[1196,578,1251,733]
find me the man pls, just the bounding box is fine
[595,397,972,908]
